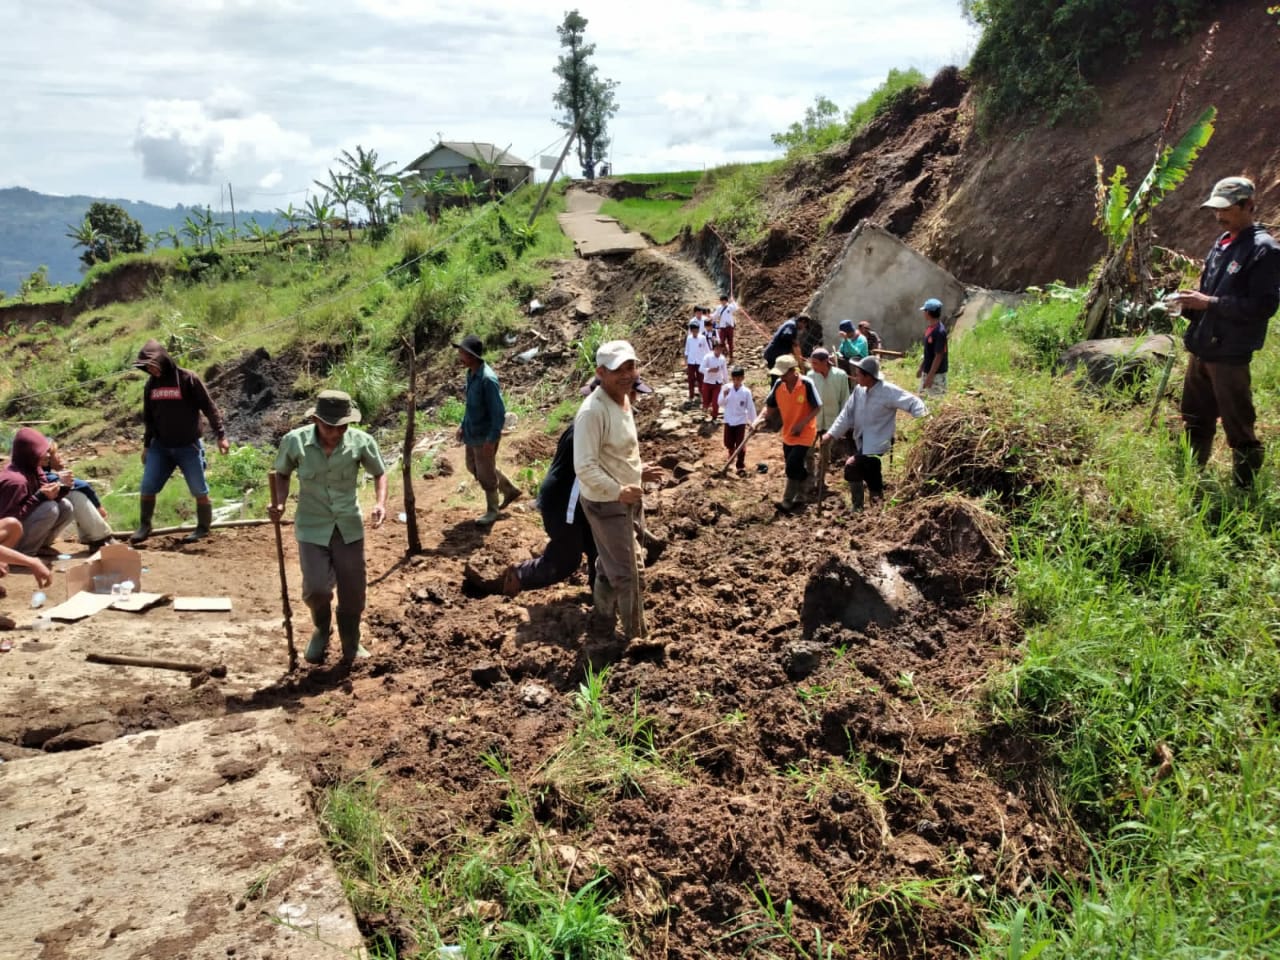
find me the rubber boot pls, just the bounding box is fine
[617,585,646,642]
[849,479,865,511]
[777,478,798,512]
[498,473,523,509]
[304,604,332,664]
[1233,446,1264,489]
[183,501,214,543]
[130,496,156,544]
[591,576,617,633]
[476,489,501,526]
[337,611,369,663]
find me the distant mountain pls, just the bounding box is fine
[0,187,282,297]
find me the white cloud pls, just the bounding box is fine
[133,91,313,186]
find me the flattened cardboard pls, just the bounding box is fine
[173,597,232,612]
[65,543,143,599]
[46,591,117,622]
[110,592,169,613]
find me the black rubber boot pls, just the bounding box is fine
[130,497,156,544]
[1233,447,1264,489]
[849,480,865,511]
[183,501,214,543]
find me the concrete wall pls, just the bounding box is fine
[804,221,967,354]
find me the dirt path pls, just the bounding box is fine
[0,234,1082,959]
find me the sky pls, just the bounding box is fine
[3,0,978,211]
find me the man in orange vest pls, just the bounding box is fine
[754,354,821,512]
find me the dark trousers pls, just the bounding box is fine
[724,423,747,470]
[844,454,885,496]
[721,327,735,360]
[686,363,702,399]
[514,502,597,590]
[1180,355,1261,464]
[782,443,810,481]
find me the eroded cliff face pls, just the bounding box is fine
[725,2,1276,315]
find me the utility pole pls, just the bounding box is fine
[528,119,581,227]
[228,182,238,239]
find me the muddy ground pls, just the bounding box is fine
[2,238,1085,959]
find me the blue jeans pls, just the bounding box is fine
[140,441,209,497]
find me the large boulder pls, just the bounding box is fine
[1060,334,1175,393]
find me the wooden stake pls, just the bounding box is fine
[87,653,226,677]
[401,336,422,554]
[268,470,298,673]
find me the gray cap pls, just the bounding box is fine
[1202,176,1255,209]
[853,356,883,381]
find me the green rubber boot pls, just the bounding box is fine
[476,489,501,526]
[304,605,332,664]
[130,496,156,545]
[337,612,369,663]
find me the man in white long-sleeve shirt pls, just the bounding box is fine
[574,340,664,643]
[821,356,927,510]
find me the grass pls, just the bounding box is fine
[597,197,689,244]
[954,290,1280,958]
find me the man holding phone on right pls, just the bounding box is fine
[1174,176,1280,488]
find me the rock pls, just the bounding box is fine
[1060,335,1174,393]
[783,641,825,680]
[470,661,506,688]
[673,461,698,479]
[519,682,553,707]
[44,721,124,752]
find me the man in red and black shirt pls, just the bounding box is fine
[131,339,230,543]
[1174,176,1280,488]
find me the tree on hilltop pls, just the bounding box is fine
[552,10,618,180]
[67,201,146,267]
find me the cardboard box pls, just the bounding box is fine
[65,543,143,599]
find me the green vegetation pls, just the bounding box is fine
[318,671,655,958]
[964,0,1215,126]
[0,181,573,529]
[598,171,703,244]
[770,69,927,158]
[951,291,1280,958]
[553,9,619,180]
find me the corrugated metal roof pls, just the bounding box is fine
[404,142,530,171]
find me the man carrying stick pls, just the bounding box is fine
[269,390,388,666]
[574,341,664,645]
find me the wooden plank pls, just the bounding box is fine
[172,597,232,612]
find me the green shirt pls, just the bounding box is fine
[273,425,386,546]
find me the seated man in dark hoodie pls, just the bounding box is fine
[0,428,75,557]
[131,339,230,544]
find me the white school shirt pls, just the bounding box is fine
[688,314,706,336]
[719,383,757,427]
[713,301,737,329]
[684,332,711,366]
[699,351,729,385]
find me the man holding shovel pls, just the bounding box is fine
[753,354,821,513]
[270,390,387,666]
[574,341,664,645]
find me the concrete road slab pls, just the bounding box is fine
[557,188,648,258]
[0,709,365,959]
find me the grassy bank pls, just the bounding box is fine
[0,184,572,528]
[953,291,1280,958]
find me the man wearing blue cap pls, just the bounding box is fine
[917,298,948,397]
[1170,176,1280,488]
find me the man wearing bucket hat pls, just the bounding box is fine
[574,340,665,644]
[271,390,388,665]
[753,353,822,512]
[454,334,522,525]
[1171,176,1280,488]
[822,356,928,511]
[916,298,948,396]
